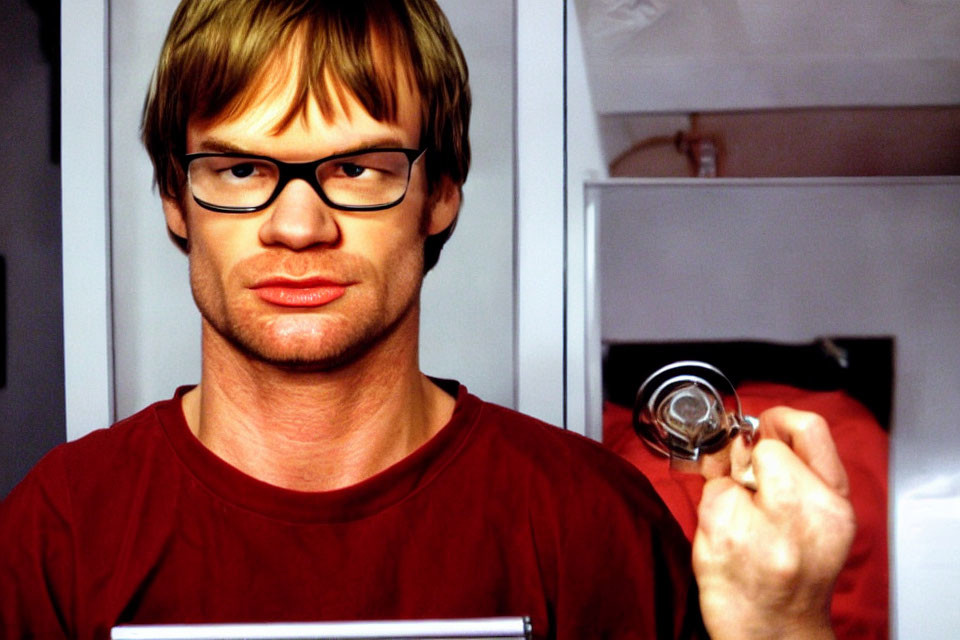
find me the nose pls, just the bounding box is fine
[257,178,340,250]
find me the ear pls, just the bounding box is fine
[426,178,460,236]
[162,195,189,241]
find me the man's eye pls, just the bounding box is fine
[339,163,367,178]
[227,163,256,179]
[209,160,275,184]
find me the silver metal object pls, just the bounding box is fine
[634,361,759,486]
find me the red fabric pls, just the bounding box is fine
[1,384,703,640]
[603,381,889,639]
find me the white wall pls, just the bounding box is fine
[109,0,198,422]
[419,1,515,407]
[107,0,516,421]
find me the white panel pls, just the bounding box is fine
[585,176,960,638]
[61,0,113,440]
[515,0,566,426]
[594,179,960,347]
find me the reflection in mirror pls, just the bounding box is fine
[574,1,960,634]
[581,178,960,639]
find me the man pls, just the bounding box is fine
[0,1,854,638]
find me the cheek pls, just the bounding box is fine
[191,215,261,262]
[186,237,228,316]
[186,220,255,296]
[343,212,427,271]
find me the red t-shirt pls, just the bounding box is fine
[604,381,889,639]
[0,383,702,640]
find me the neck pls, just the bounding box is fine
[181,310,456,492]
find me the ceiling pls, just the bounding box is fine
[575,0,960,112]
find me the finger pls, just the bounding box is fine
[749,437,858,569]
[698,435,755,487]
[697,476,754,538]
[728,433,756,489]
[756,407,849,497]
[698,444,732,481]
[749,437,854,535]
[694,476,776,580]
[749,438,811,518]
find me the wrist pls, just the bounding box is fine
[774,617,835,640]
[702,608,834,640]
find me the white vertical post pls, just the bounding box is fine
[581,195,602,440]
[563,0,608,437]
[61,0,113,440]
[515,0,566,427]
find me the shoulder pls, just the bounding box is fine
[1,394,182,524]
[467,394,642,478]
[461,394,701,638]
[55,396,175,475]
[462,391,674,523]
[0,394,183,635]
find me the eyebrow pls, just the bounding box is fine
[193,136,411,156]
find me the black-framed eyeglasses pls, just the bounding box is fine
[180,148,426,213]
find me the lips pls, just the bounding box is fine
[251,277,349,308]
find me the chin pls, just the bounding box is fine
[208,305,413,372]
[229,325,373,370]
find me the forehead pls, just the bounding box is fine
[191,33,424,148]
[188,62,423,155]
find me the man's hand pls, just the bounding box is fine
[692,407,856,640]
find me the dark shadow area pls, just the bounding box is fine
[603,337,894,429]
[26,0,61,163]
[0,0,65,499]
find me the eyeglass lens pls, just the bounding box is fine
[187,150,417,211]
